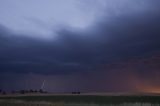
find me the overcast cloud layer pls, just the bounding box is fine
[0,0,160,74]
[0,0,158,39]
[0,0,160,92]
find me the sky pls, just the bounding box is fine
[0,0,160,93]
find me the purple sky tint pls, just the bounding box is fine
[0,0,160,92]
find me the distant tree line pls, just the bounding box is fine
[0,89,81,95]
[12,89,47,94]
[72,91,81,94]
[0,89,47,95]
[0,89,6,95]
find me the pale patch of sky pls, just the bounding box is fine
[0,0,153,40]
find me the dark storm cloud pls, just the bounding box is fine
[0,26,94,74]
[93,12,160,58]
[0,2,160,75]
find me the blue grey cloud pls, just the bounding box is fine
[0,0,160,75]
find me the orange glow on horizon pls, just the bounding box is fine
[136,85,160,94]
[129,74,160,94]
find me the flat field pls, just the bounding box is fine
[0,94,160,106]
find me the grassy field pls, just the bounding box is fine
[1,100,160,106]
[0,94,160,106]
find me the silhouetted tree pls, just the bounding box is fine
[72,91,80,94]
[34,90,38,93]
[2,91,6,95]
[29,89,33,93]
[39,89,44,93]
[20,90,25,94]
[72,92,76,94]
[0,89,2,93]
[24,90,29,93]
